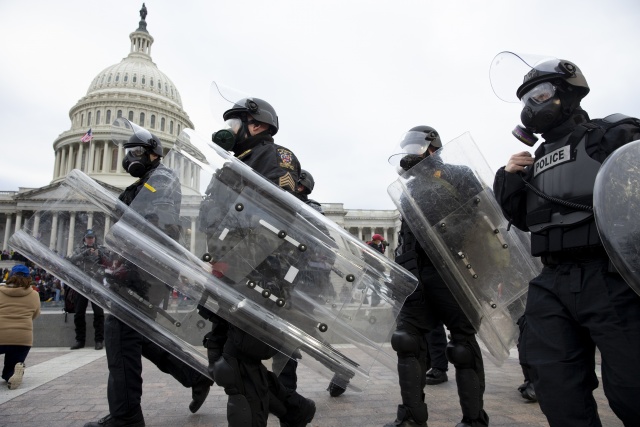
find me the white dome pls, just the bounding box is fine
[86,30,183,108]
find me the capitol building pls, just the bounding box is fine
[0,5,400,260]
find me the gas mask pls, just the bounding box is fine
[518,82,562,137]
[399,154,425,171]
[212,117,248,151]
[122,146,152,178]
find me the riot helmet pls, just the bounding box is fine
[518,58,589,134]
[389,125,442,174]
[490,52,591,141]
[223,97,279,136]
[122,131,163,178]
[298,169,315,194]
[212,97,279,152]
[516,58,589,100]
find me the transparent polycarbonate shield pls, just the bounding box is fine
[89,126,418,391]
[8,186,212,379]
[594,139,640,296]
[489,51,559,103]
[388,132,542,364]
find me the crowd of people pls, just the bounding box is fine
[1,265,62,303]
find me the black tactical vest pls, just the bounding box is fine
[524,115,638,255]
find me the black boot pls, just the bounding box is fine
[83,413,145,427]
[70,341,85,350]
[280,397,316,427]
[189,377,213,413]
[425,368,448,385]
[383,405,427,427]
[517,381,537,402]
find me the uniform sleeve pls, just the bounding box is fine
[260,146,301,195]
[493,166,529,231]
[133,169,182,238]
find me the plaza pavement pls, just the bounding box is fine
[0,346,623,427]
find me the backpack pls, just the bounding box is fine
[63,285,78,320]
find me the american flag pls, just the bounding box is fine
[80,128,93,143]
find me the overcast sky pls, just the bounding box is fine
[1,0,639,210]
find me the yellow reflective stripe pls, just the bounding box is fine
[144,183,156,192]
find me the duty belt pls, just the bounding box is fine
[540,246,609,267]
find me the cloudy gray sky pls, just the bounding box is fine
[1,0,639,210]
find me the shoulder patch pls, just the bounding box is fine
[279,172,296,191]
[433,170,442,178]
[277,148,296,171]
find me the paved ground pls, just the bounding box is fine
[0,346,622,427]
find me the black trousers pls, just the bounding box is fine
[393,264,488,426]
[0,345,30,381]
[104,315,205,420]
[521,259,640,427]
[74,293,104,343]
[425,321,448,371]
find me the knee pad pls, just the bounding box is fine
[446,340,475,369]
[213,356,241,394]
[391,330,421,357]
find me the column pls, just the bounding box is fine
[67,213,76,256]
[3,215,12,250]
[87,211,94,230]
[67,144,75,174]
[104,214,111,240]
[386,226,396,259]
[60,148,67,178]
[53,151,61,178]
[49,212,58,251]
[32,212,41,238]
[76,142,84,170]
[88,140,96,173]
[117,145,124,173]
[56,216,67,255]
[14,211,22,233]
[190,217,197,254]
[103,141,112,173]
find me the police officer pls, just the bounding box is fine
[85,128,212,427]
[68,229,106,350]
[493,56,640,426]
[385,126,489,427]
[201,97,316,427]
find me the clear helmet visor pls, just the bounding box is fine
[388,130,441,173]
[221,118,243,133]
[111,117,155,150]
[490,51,559,103]
[521,82,556,106]
[125,146,147,156]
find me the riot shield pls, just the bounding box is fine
[593,139,640,296]
[387,132,542,364]
[9,188,212,379]
[61,124,418,392]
